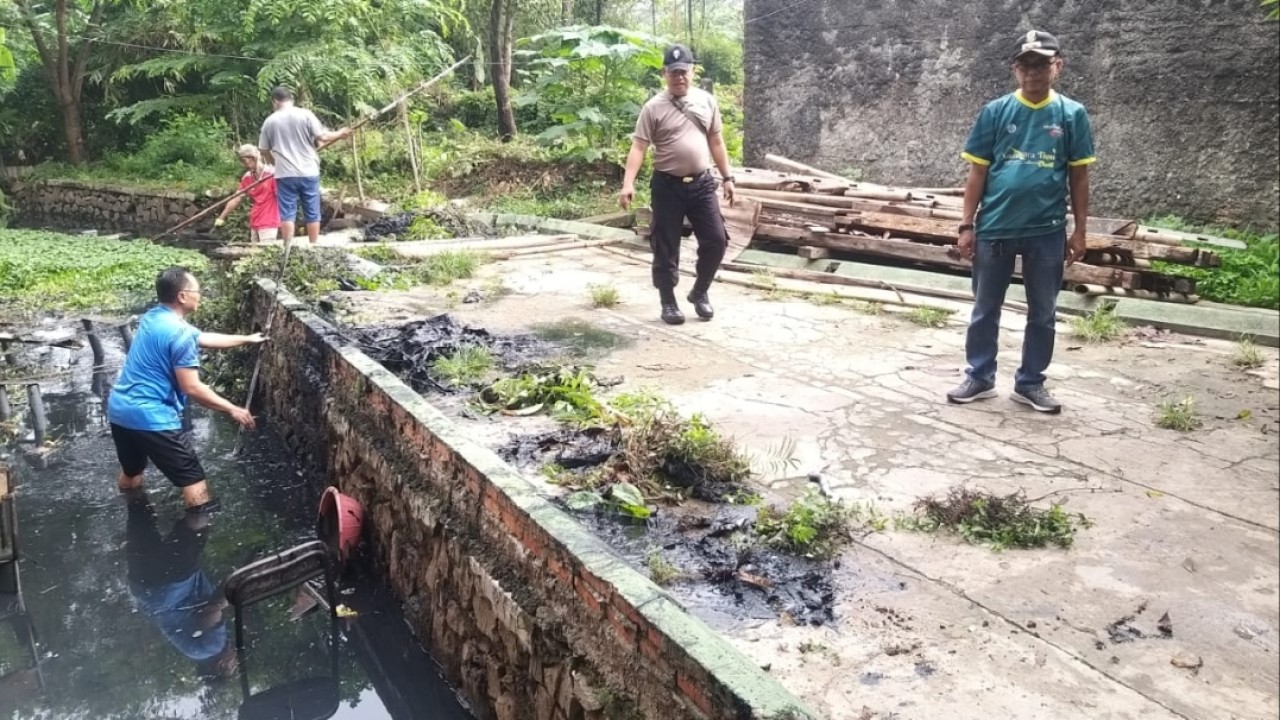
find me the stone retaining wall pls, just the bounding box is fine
[7,178,206,232]
[252,281,816,720]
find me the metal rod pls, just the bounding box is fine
[119,319,135,352]
[26,384,47,446]
[81,319,106,368]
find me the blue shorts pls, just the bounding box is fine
[276,176,322,223]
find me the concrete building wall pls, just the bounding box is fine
[743,0,1280,230]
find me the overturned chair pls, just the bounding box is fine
[223,540,340,720]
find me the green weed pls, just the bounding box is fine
[755,488,855,559]
[408,250,484,286]
[0,228,207,315]
[901,487,1092,551]
[589,284,620,308]
[479,366,606,423]
[1155,396,1202,431]
[1146,216,1279,310]
[855,301,885,316]
[352,245,406,264]
[1070,303,1125,342]
[646,551,681,586]
[430,346,495,387]
[406,214,453,240]
[1232,337,1265,369]
[906,305,953,328]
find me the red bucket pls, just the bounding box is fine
[317,486,364,563]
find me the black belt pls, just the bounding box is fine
[655,169,711,184]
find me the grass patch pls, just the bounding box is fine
[351,245,406,264]
[855,300,885,316]
[906,305,953,328]
[1070,303,1126,342]
[755,488,855,559]
[1155,396,1202,431]
[0,228,208,316]
[1145,216,1279,310]
[406,250,484,286]
[430,346,495,387]
[589,284,620,308]
[901,488,1092,551]
[645,551,681,586]
[1232,337,1265,369]
[807,291,844,306]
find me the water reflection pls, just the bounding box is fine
[125,495,236,681]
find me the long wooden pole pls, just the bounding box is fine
[157,56,471,239]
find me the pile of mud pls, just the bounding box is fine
[345,314,544,393]
[361,206,478,242]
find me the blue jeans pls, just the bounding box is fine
[965,230,1066,390]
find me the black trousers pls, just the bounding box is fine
[649,170,728,292]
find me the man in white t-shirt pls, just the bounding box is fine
[258,86,351,244]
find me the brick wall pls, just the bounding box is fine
[251,282,816,720]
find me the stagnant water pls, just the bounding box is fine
[1,367,472,718]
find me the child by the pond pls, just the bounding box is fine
[213,145,280,243]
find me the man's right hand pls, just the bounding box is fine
[957,229,976,261]
[619,184,635,211]
[229,407,256,430]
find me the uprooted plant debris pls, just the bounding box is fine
[497,391,775,503]
[902,487,1093,551]
[361,206,478,242]
[346,314,545,393]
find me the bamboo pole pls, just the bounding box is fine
[401,104,423,194]
[351,126,365,201]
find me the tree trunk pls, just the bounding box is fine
[489,0,517,141]
[561,0,573,25]
[15,0,101,165]
[594,0,603,24]
[57,93,87,165]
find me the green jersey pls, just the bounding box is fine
[961,90,1096,240]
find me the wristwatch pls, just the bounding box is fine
[722,176,735,183]
[958,223,975,232]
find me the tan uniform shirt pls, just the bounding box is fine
[633,88,722,177]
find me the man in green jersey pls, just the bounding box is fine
[947,30,1096,414]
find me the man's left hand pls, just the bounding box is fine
[722,179,736,205]
[1065,229,1087,266]
[244,333,269,345]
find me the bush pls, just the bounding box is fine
[1148,217,1279,310]
[114,113,235,176]
[695,34,744,86]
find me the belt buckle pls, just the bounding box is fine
[681,176,694,183]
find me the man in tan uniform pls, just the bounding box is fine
[620,44,737,325]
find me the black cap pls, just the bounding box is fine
[663,44,696,71]
[1013,30,1061,61]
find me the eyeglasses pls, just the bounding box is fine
[1015,59,1056,72]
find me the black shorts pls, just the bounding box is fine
[110,423,206,488]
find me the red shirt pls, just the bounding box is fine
[239,170,280,230]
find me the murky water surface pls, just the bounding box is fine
[1,348,471,720]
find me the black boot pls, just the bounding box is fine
[659,288,684,325]
[686,289,714,320]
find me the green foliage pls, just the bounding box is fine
[1155,396,1202,431]
[589,283,620,308]
[0,229,207,315]
[1265,0,1278,19]
[695,33,744,86]
[479,366,607,422]
[0,28,15,86]
[515,26,665,161]
[1232,337,1265,369]
[903,488,1092,551]
[408,215,453,240]
[646,550,681,585]
[430,345,495,386]
[755,488,855,559]
[1146,217,1279,310]
[0,186,10,228]
[408,250,483,285]
[906,305,953,328]
[1070,303,1126,342]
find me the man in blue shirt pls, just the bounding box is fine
[947,30,1096,414]
[108,267,265,510]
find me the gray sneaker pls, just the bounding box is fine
[946,378,997,404]
[1012,386,1062,414]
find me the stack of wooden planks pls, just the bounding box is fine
[726,155,1231,304]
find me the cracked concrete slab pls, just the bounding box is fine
[333,247,1279,720]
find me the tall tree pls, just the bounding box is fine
[11,0,108,164]
[488,0,517,140]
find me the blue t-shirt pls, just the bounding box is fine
[107,306,201,431]
[961,90,1096,240]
